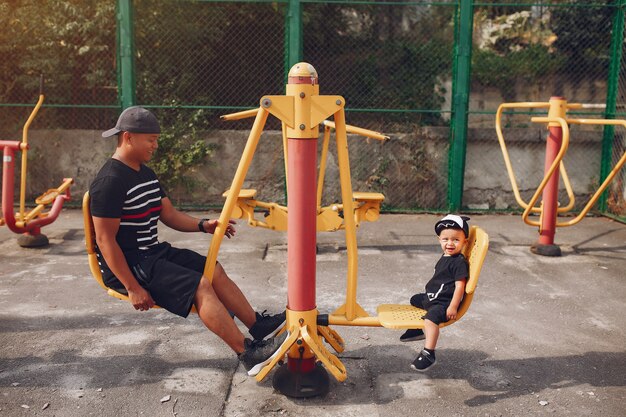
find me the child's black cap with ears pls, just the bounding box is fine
[435,214,470,238]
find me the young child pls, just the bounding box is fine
[401,214,470,371]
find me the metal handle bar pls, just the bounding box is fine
[495,102,575,214]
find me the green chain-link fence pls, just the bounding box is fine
[610,2,626,220]
[0,1,118,130]
[466,1,618,216]
[1,0,625,222]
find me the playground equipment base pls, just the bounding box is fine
[272,361,330,398]
[17,233,49,248]
[530,242,561,257]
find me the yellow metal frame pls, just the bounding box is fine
[218,112,388,234]
[495,100,626,228]
[208,86,387,381]
[495,101,575,215]
[555,117,626,227]
[19,92,45,220]
[253,309,347,382]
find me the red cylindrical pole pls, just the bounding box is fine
[537,125,561,246]
[531,96,566,256]
[287,138,317,311]
[272,63,330,398]
[2,142,19,231]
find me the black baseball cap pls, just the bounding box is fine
[102,106,161,138]
[435,214,470,238]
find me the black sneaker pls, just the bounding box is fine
[411,349,436,372]
[400,328,425,342]
[239,331,288,376]
[249,310,286,341]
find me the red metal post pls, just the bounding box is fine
[286,138,317,311]
[1,141,70,245]
[538,126,562,246]
[284,71,319,375]
[1,142,21,231]
[532,96,566,256]
[272,63,330,397]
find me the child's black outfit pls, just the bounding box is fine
[409,253,469,325]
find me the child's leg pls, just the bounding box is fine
[411,319,439,371]
[400,293,428,342]
[423,319,439,350]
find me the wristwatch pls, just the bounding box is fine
[198,218,210,233]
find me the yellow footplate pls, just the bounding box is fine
[377,304,427,329]
[35,189,60,205]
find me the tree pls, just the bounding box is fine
[550,0,614,82]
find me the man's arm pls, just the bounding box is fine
[446,279,466,320]
[159,197,236,237]
[93,216,155,311]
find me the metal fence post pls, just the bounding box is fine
[447,0,474,212]
[284,0,303,77]
[599,0,625,212]
[117,0,136,110]
[282,0,303,202]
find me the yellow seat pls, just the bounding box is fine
[82,191,132,301]
[377,225,489,329]
[82,191,197,312]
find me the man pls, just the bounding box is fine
[90,106,286,375]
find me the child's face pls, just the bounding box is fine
[438,228,467,256]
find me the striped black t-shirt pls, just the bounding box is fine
[89,158,167,276]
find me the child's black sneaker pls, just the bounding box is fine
[400,328,425,342]
[411,349,436,372]
[239,331,288,376]
[249,310,286,340]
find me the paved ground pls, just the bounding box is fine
[0,211,625,416]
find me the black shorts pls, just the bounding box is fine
[409,293,449,325]
[104,242,206,318]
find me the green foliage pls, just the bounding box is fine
[0,0,116,104]
[473,44,564,100]
[134,0,285,106]
[148,108,217,200]
[303,4,455,127]
[472,4,615,98]
[550,1,613,80]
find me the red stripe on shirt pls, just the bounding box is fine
[121,205,162,220]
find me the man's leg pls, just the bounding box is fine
[194,276,246,354]
[211,262,256,329]
[162,246,284,339]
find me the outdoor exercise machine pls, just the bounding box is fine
[0,75,73,247]
[496,96,626,256]
[82,63,488,397]
[204,63,489,397]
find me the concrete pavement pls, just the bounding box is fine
[1,212,625,416]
